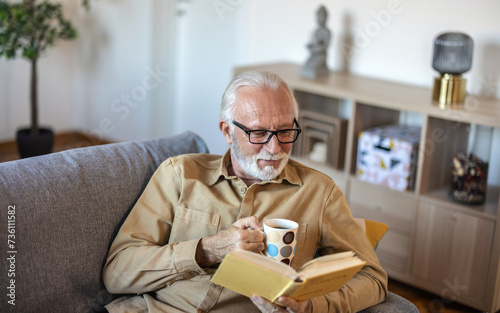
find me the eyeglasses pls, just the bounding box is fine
[232,118,302,144]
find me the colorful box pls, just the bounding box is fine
[357,124,421,191]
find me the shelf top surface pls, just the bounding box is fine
[422,186,499,220]
[234,62,500,127]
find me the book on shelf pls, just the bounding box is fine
[211,249,366,303]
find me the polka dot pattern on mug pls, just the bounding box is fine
[283,232,294,244]
[266,230,296,264]
[267,244,279,257]
[264,219,299,265]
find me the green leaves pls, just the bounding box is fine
[82,0,90,11]
[0,0,78,61]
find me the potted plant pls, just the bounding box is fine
[0,0,88,158]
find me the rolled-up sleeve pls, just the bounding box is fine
[102,159,206,294]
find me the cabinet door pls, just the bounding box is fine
[349,180,415,272]
[412,201,494,303]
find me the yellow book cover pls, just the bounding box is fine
[211,249,366,303]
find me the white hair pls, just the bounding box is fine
[220,71,299,123]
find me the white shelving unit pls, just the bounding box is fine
[235,62,500,312]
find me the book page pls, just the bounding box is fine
[211,249,298,302]
[299,251,355,270]
[298,257,365,280]
[230,249,298,278]
[297,252,365,280]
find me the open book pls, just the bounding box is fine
[211,249,366,303]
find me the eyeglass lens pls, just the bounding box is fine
[249,130,299,144]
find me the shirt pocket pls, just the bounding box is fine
[168,205,221,243]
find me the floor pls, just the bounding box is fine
[388,279,483,313]
[0,131,110,163]
[0,132,487,313]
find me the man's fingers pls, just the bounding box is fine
[231,227,265,252]
[231,227,264,242]
[251,295,311,313]
[277,297,298,311]
[234,216,263,231]
[237,240,265,253]
[251,295,282,312]
[278,297,312,313]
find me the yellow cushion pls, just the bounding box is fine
[354,218,389,250]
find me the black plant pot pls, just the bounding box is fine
[16,128,54,158]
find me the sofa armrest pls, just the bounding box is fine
[359,291,418,313]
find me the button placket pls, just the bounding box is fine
[237,184,254,220]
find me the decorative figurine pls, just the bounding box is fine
[301,6,331,79]
[450,152,488,204]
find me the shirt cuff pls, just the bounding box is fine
[173,238,206,275]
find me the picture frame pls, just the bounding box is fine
[295,110,348,169]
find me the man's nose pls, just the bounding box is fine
[264,134,281,154]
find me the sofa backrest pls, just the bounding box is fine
[0,131,209,313]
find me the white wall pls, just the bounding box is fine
[74,0,156,143]
[171,0,500,155]
[0,0,176,144]
[1,0,499,160]
[0,2,79,142]
[172,0,249,154]
[242,0,500,95]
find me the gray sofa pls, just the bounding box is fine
[0,131,417,313]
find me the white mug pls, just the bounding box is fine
[263,218,299,265]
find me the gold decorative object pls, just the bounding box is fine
[432,74,467,108]
[431,32,473,108]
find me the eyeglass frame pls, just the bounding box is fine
[231,118,302,144]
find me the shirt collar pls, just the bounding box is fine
[208,149,303,187]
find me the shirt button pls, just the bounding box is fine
[240,187,247,194]
[190,270,198,276]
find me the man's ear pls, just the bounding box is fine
[219,119,232,145]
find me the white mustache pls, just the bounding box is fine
[256,152,288,161]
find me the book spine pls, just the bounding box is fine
[273,281,302,303]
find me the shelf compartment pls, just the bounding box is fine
[420,117,500,210]
[350,103,424,191]
[419,117,469,193]
[294,90,350,119]
[350,103,401,175]
[293,91,350,171]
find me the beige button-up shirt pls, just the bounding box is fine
[103,152,387,312]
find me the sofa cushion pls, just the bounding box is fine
[354,218,389,250]
[0,131,208,313]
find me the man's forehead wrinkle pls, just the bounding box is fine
[239,92,292,114]
[233,86,295,130]
[245,106,291,117]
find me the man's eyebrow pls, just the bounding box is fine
[248,124,294,131]
[246,119,295,130]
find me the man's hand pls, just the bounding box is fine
[196,216,264,267]
[251,295,312,313]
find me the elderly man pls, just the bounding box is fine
[103,71,388,312]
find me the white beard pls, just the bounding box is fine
[231,132,289,181]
